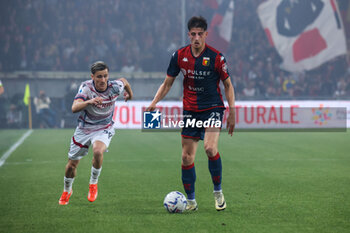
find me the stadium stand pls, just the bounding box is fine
[0,0,349,128]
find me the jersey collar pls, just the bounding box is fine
[92,80,109,93]
[190,43,207,59]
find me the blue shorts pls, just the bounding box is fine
[181,108,224,140]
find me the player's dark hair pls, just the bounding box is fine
[90,61,109,74]
[187,16,207,31]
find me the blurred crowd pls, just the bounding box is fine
[0,0,350,99]
[225,0,350,99]
[0,0,182,72]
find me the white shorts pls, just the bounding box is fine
[68,126,115,160]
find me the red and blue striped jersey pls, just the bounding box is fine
[167,44,230,112]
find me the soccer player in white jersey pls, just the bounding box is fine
[59,61,133,205]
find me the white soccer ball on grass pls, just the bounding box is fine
[163,191,187,213]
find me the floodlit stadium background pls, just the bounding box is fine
[1,2,350,233]
[0,0,349,129]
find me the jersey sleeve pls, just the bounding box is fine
[166,51,180,77]
[75,82,89,101]
[215,54,230,81]
[111,80,125,95]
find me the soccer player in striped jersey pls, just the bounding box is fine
[147,16,235,211]
[59,61,133,205]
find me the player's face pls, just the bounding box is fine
[91,69,109,91]
[188,27,208,51]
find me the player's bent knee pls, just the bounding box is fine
[182,153,194,165]
[204,145,217,157]
[93,148,104,157]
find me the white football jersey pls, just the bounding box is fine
[74,80,124,133]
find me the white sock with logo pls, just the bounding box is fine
[64,176,74,193]
[89,166,102,184]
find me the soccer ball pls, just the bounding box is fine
[163,191,187,213]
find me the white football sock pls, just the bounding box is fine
[64,176,74,192]
[89,166,102,184]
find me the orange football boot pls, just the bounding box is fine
[88,184,98,202]
[59,190,73,205]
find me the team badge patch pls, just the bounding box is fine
[202,57,210,66]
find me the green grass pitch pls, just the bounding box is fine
[0,129,349,233]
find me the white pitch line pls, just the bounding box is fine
[0,130,33,167]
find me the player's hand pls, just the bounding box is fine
[226,110,235,136]
[123,92,132,102]
[89,97,103,106]
[146,103,156,112]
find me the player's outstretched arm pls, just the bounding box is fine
[119,77,133,102]
[71,97,102,113]
[146,75,176,111]
[0,85,4,96]
[223,77,236,136]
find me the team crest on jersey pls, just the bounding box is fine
[202,57,210,66]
